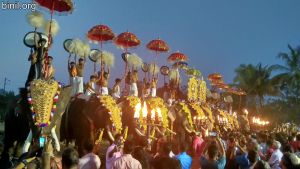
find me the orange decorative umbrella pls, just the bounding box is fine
[212,83,230,89]
[168,52,188,63]
[146,39,169,53]
[114,31,141,50]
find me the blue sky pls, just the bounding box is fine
[1,0,300,93]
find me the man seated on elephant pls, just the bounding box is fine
[112,78,121,99]
[85,75,98,96]
[42,56,55,80]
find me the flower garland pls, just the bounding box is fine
[146,97,169,129]
[190,103,205,118]
[100,95,122,133]
[27,79,61,127]
[126,96,141,110]
[201,105,214,124]
[178,102,195,131]
[187,77,198,101]
[198,80,207,103]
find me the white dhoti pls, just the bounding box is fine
[130,83,138,97]
[85,89,95,96]
[151,88,156,97]
[112,86,121,99]
[77,76,84,94]
[70,77,77,96]
[101,87,109,95]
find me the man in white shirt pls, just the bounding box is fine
[268,141,283,169]
[106,134,124,169]
[79,139,101,169]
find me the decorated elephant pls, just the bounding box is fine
[0,84,71,168]
[60,95,122,156]
[118,96,173,143]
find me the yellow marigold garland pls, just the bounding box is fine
[178,102,195,131]
[126,96,141,110]
[198,80,207,103]
[147,97,169,129]
[99,95,122,133]
[201,105,214,124]
[187,77,198,101]
[190,103,205,118]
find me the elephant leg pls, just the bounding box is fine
[22,129,32,154]
[51,126,60,152]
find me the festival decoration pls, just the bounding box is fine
[27,79,60,127]
[43,19,60,37]
[99,96,122,133]
[127,53,143,69]
[146,39,169,53]
[208,73,222,82]
[147,38,169,79]
[99,50,115,68]
[115,31,141,50]
[88,49,101,62]
[87,24,115,72]
[160,66,170,83]
[34,0,73,45]
[87,24,115,44]
[146,97,169,129]
[168,52,188,63]
[178,102,195,131]
[185,68,201,77]
[149,63,159,75]
[172,61,188,69]
[23,31,42,48]
[198,79,207,103]
[26,11,45,29]
[187,77,198,101]
[201,105,214,124]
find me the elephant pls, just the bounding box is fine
[0,85,71,168]
[60,95,122,156]
[0,88,32,168]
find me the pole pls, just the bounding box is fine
[3,77,9,92]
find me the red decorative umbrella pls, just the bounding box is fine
[87,24,115,73]
[114,31,141,51]
[34,0,73,38]
[168,52,188,63]
[147,38,169,80]
[87,25,115,44]
[146,39,169,53]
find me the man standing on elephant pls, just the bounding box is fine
[68,57,77,96]
[76,58,86,94]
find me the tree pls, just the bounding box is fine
[233,63,278,112]
[272,44,300,101]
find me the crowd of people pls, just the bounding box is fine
[13,127,300,169]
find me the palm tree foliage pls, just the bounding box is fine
[272,44,300,101]
[233,63,278,108]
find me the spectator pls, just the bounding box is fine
[280,152,300,169]
[268,141,283,169]
[132,138,151,169]
[191,132,204,157]
[200,137,226,169]
[106,134,123,169]
[176,142,192,169]
[112,140,142,169]
[254,160,271,169]
[78,139,101,169]
[62,147,79,169]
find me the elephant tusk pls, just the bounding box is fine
[155,127,164,135]
[184,124,192,134]
[107,130,115,142]
[135,128,145,137]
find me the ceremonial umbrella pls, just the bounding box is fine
[34,0,73,45]
[147,39,169,80]
[208,73,223,82]
[114,31,141,78]
[87,24,115,73]
[168,52,188,63]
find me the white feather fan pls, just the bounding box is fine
[44,19,60,37]
[26,11,45,28]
